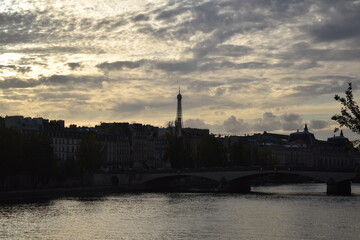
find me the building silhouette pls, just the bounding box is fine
[222,125,360,170]
[1,113,359,172]
[0,115,170,171]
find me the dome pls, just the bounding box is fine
[288,124,316,145]
[327,130,350,146]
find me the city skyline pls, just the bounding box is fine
[1,0,360,140]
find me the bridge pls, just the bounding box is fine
[93,168,359,195]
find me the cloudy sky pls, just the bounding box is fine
[1,0,360,140]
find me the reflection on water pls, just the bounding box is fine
[1,184,359,240]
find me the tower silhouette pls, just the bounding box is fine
[175,87,182,137]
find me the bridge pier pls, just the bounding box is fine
[326,179,351,195]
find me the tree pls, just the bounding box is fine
[196,135,226,168]
[0,128,55,188]
[332,82,360,135]
[22,134,55,177]
[78,134,104,172]
[0,128,23,181]
[252,146,277,167]
[229,141,250,167]
[55,156,83,179]
[165,128,193,168]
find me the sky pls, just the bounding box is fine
[1,0,360,140]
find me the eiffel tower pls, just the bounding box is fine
[175,87,182,137]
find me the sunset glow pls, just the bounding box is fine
[1,0,360,139]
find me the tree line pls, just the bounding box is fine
[165,129,276,169]
[0,127,104,189]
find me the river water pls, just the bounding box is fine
[1,183,359,240]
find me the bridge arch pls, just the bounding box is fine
[108,169,356,194]
[225,171,313,184]
[223,170,356,183]
[143,174,219,191]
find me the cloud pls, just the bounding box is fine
[17,57,48,67]
[99,59,276,75]
[304,1,360,42]
[286,78,351,98]
[0,65,16,70]
[223,116,249,134]
[16,66,32,74]
[95,57,293,75]
[280,114,303,131]
[310,120,329,130]
[152,0,276,39]
[0,0,358,140]
[111,99,176,116]
[0,11,39,44]
[0,5,126,50]
[278,42,360,62]
[91,1,360,78]
[17,46,94,54]
[186,113,330,136]
[0,74,107,89]
[253,112,282,132]
[208,44,254,57]
[293,61,322,70]
[37,92,91,101]
[184,118,225,134]
[132,14,150,22]
[145,0,311,57]
[0,65,31,74]
[96,60,146,71]
[221,112,305,134]
[66,62,82,70]
[184,119,211,129]
[94,58,273,74]
[0,78,39,89]
[111,101,147,113]
[155,60,197,73]
[40,74,105,87]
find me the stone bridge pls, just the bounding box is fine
[93,169,358,195]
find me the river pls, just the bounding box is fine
[1,183,359,240]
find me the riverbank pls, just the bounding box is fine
[2,176,359,203]
[0,186,120,204]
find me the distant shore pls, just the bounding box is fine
[0,186,120,204]
[1,178,359,204]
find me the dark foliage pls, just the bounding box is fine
[332,82,360,135]
[21,134,55,176]
[0,128,23,178]
[0,128,55,188]
[229,142,276,167]
[55,156,83,179]
[229,141,251,167]
[165,128,193,168]
[252,146,277,167]
[78,134,105,172]
[196,134,226,167]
